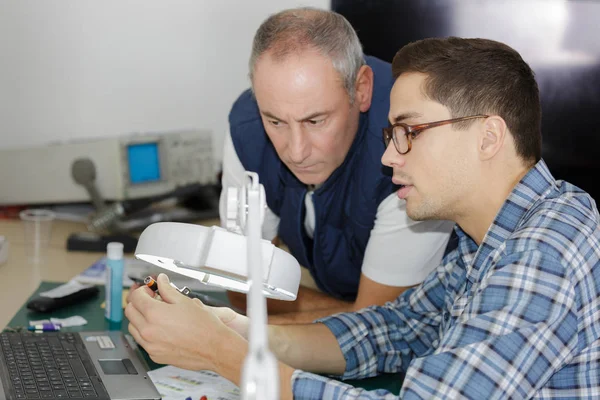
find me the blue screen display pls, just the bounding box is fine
[127,142,161,184]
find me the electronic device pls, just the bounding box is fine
[26,285,100,313]
[85,182,210,234]
[0,331,161,400]
[0,130,215,205]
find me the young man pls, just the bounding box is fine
[221,8,453,323]
[126,37,600,398]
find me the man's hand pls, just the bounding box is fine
[126,274,157,303]
[125,273,246,374]
[208,305,250,340]
[125,282,143,303]
[126,274,344,398]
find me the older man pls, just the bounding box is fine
[220,8,453,323]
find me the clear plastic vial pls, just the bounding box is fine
[105,242,124,322]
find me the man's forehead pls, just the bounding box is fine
[254,48,329,74]
[388,73,427,117]
[389,72,450,121]
[391,72,427,99]
[252,54,348,118]
[252,48,345,90]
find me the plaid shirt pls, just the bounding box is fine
[292,160,600,399]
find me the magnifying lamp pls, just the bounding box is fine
[134,172,294,399]
[134,222,300,300]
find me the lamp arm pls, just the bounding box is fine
[240,172,279,400]
[246,174,268,349]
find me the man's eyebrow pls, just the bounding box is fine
[296,111,331,122]
[261,111,282,121]
[391,112,422,123]
[260,110,332,122]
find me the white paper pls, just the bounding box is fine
[39,280,95,298]
[50,316,88,327]
[28,316,88,327]
[147,365,240,400]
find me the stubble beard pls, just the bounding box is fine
[406,196,445,222]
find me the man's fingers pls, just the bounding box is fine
[128,283,167,319]
[193,298,204,307]
[207,306,237,324]
[127,322,148,350]
[126,292,165,352]
[126,283,150,303]
[124,302,147,330]
[155,273,185,304]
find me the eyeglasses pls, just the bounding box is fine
[382,115,489,154]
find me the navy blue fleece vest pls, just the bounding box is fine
[228,56,395,300]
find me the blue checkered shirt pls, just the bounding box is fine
[291,160,600,399]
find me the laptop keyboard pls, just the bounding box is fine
[0,332,109,400]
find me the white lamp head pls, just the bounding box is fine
[134,222,300,300]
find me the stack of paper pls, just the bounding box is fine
[148,365,240,400]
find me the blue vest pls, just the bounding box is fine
[228,56,396,300]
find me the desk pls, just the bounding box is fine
[7,281,165,371]
[0,219,102,328]
[0,218,218,328]
[1,218,402,395]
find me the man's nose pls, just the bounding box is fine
[381,141,406,168]
[288,127,311,163]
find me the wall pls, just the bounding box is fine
[0,0,330,168]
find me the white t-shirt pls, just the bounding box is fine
[219,130,455,287]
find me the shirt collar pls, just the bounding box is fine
[456,159,558,282]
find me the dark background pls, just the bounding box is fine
[332,0,600,202]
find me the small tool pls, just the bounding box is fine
[143,276,191,297]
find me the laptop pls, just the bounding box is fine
[0,331,161,400]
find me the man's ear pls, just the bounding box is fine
[355,65,374,112]
[479,116,507,161]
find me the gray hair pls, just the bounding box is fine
[249,7,365,103]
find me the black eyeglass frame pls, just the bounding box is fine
[382,115,489,154]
